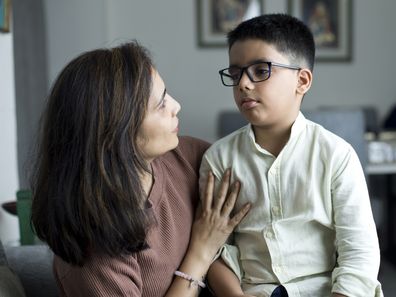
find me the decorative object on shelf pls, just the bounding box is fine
[288,0,352,62]
[16,190,35,245]
[0,0,11,33]
[197,0,264,47]
[1,201,17,215]
[367,131,396,165]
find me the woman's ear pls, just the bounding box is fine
[296,68,313,95]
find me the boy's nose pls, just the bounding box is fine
[238,71,254,90]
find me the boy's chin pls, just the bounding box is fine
[240,113,269,127]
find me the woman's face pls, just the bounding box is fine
[138,70,181,163]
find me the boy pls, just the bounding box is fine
[199,14,383,297]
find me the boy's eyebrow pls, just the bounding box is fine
[229,59,269,68]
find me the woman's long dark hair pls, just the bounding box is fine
[31,41,153,266]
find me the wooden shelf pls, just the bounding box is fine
[366,163,396,175]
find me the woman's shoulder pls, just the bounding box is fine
[158,136,211,175]
[177,136,211,153]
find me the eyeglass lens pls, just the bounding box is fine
[221,62,271,86]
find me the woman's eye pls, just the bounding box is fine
[159,99,167,109]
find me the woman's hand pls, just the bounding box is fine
[165,169,250,297]
[189,169,250,264]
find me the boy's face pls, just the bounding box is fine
[229,39,306,130]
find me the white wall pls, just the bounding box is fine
[44,0,107,82]
[0,31,20,245]
[44,0,396,142]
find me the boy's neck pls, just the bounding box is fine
[252,124,292,157]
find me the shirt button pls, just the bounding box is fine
[273,266,282,274]
[265,231,274,239]
[272,206,280,215]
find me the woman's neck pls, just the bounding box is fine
[140,165,154,198]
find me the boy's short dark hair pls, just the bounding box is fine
[227,13,315,71]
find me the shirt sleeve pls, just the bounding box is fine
[215,244,243,282]
[54,254,143,297]
[199,150,227,199]
[199,153,216,199]
[330,146,383,297]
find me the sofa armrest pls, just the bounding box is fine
[5,245,58,297]
[0,240,26,297]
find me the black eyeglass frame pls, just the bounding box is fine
[218,61,302,87]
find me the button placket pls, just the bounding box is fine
[272,205,280,216]
[265,230,274,239]
[268,164,282,220]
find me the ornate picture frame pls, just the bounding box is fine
[0,0,11,33]
[288,0,352,61]
[197,0,264,47]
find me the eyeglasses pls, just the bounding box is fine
[218,61,301,87]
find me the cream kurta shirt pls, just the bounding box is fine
[200,112,382,297]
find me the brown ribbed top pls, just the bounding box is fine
[53,136,209,297]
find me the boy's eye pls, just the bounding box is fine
[228,67,241,78]
[252,65,270,79]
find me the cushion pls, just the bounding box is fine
[0,266,26,297]
[5,245,58,297]
[0,240,26,297]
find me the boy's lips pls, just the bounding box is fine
[240,97,259,110]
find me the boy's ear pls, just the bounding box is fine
[296,69,313,95]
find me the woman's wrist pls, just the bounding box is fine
[188,241,216,264]
[174,271,206,288]
[178,247,213,280]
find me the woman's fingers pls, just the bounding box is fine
[189,170,250,258]
[228,203,251,229]
[213,169,231,211]
[220,180,240,217]
[202,169,250,230]
[202,171,214,212]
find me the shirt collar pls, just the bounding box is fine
[246,111,307,151]
[290,111,306,141]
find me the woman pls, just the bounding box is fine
[30,41,250,297]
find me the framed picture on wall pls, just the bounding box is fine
[0,0,11,33]
[197,0,264,47]
[288,0,352,61]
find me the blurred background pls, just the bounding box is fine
[1,0,396,295]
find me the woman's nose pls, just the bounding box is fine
[171,96,181,115]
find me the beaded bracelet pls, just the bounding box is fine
[174,271,206,288]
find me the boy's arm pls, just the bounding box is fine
[331,147,382,296]
[207,259,253,297]
[207,257,347,297]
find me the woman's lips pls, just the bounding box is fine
[241,98,258,110]
[172,120,179,133]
